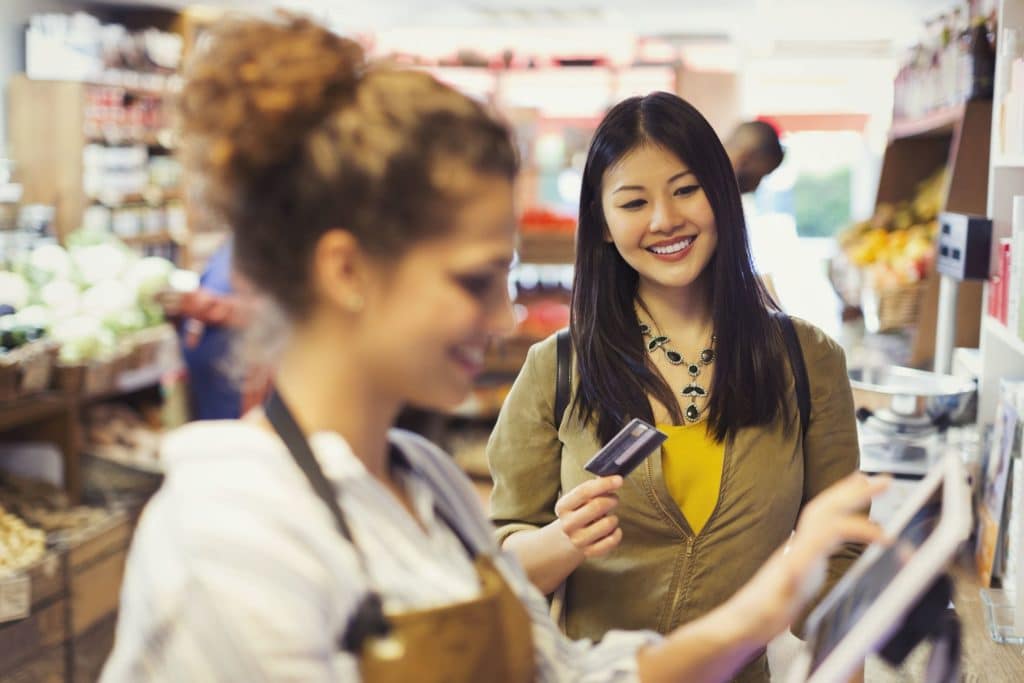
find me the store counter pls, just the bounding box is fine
[865,563,1024,680]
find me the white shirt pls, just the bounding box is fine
[100,422,658,682]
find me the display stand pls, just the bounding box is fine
[979,588,1024,644]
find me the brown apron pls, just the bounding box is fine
[265,391,535,683]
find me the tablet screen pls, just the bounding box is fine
[807,486,942,674]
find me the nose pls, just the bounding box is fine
[649,197,681,233]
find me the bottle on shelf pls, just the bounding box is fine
[970,15,997,100]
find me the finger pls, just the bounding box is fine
[832,517,887,546]
[807,474,890,516]
[583,527,623,559]
[569,515,619,549]
[790,517,887,565]
[555,476,623,516]
[560,495,619,534]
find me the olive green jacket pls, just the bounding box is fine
[487,317,862,683]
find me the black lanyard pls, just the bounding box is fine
[263,389,477,652]
[264,389,392,651]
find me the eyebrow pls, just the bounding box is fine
[611,170,694,194]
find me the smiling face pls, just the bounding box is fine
[600,144,718,294]
[359,171,518,410]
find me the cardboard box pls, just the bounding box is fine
[69,613,117,683]
[65,513,130,638]
[0,552,68,679]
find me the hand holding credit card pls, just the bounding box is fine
[583,418,668,477]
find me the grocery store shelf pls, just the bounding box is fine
[0,393,73,432]
[992,154,1024,168]
[121,231,176,247]
[518,231,575,264]
[983,314,1024,357]
[889,104,963,140]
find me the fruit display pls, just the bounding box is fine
[0,503,45,575]
[837,167,946,291]
[0,471,109,536]
[85,403,162,470]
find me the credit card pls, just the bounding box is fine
[583,418,668,477]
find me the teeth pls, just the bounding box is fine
[649,236,695,255]
[457,346,485,365]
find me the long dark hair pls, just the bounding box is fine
[570,92,790,444]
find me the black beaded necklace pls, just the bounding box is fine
[639,321,717,423]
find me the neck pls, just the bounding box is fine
[273,322,400,480]
[637,275,713,339]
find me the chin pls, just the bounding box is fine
[408,383,471,415]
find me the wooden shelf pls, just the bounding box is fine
[0,393,73,432]
[993,154,1024,168]
[85,135,172,149]
[518,231,575,264]
[120,231,176,247]
[889,104,965,140]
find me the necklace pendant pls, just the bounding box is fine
[685,404,701,422]
[688,364,700,377]
[648,336,669,352]
[665,350,683,365]
[681,383,706,397]
[700,348,715,364]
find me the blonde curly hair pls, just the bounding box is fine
[179,14,517,316]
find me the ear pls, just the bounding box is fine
[311,228,370,315]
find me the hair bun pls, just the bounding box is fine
[180,14,364,181]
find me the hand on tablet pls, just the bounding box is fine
[555,475,624,560]
[729,473,890,642]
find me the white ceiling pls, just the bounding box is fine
[93,0,961,46]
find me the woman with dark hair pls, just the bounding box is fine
[488,92,862,682]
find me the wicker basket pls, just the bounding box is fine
[861,281,926,333]
[0,340,58,402]
[53,359,116,397]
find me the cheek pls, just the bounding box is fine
[604,212,644,247]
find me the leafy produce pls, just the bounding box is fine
[25,243,72,285]
[0,232,180,363]
[0,271,30,310]
[50,315,116,364]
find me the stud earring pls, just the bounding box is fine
[346,293,364,313]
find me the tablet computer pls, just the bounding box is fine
[787,451,971,683]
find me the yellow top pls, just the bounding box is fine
[658,422,725,535]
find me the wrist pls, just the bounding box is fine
[546,518,586,564]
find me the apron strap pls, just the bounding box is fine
[265,390,353,538]
[264,389,392,652]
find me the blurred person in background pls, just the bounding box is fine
[726,119,787,304]
[724,119,784,196]
[158,238,254,420]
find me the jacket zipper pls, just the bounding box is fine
[665,536,695,629]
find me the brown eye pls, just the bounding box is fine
[458,275,493,297]
[674,185,700,197]
[618,199,647,210]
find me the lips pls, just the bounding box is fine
[645,235,697,259]
[451,344,486,375]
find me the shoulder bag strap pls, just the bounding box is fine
[776,313,811,439]
[554,328,571,428]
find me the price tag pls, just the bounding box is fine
[0,573,30,623]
